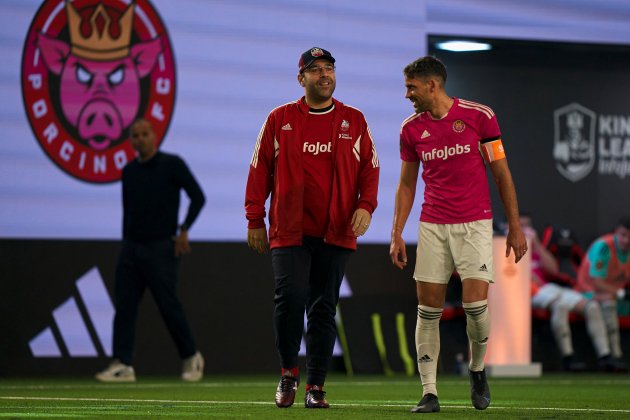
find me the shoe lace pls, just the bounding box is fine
[308,389,326,400]
[279,376,297,392]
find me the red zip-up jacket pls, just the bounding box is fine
[245,97,379,250]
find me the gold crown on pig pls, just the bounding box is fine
[66,1,135,61]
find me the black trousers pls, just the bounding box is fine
[112,239,196,365]
[271,236,352,385]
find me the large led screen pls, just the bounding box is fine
[1,0,426,243]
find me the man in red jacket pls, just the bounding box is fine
[245,47,379,409]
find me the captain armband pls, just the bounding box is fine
[480,138,506,163]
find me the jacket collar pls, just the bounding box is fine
[297,96,344,114]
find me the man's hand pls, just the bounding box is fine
[506,227,528,263]
[174,230,192,257]
[248,227,269,254]
[390,233,408,269]
[351,208,372,237]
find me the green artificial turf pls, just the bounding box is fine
[1,373,629,418]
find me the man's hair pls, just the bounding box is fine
[403,56,447,86]
[132,117,151,128]
[617,216,630,230]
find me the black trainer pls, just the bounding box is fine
[411,393,440,413]
[469,369,490,410]
[562,355,588,372]
[304,386,329,408]
[598,355,628,372]
[275,373,299,408]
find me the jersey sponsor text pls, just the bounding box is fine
[304,141,332,155]
[422,143,471,162]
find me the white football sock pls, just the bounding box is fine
[549,300,573,357]
[601,300,622,358]
[416,305,443,397]
[583,300,610,358]
[463,300,490,372]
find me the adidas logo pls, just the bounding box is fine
[421,130,431,139]
[418,354,433,363]
[29,267,114,358]
[479,264,488,272]
[281,123,292,131]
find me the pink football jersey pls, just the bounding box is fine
[400,98,503,224]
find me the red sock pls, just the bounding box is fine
[281,367,299,378]
[306,384,324,392]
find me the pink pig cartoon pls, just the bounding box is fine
[36,2,162,151]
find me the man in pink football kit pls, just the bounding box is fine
[389,56,528,413]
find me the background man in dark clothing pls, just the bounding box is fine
[96,119,206,382]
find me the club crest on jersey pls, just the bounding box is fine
[21,0,176,183]
[452,120,466,133]
[553,103,596,182]
[341,120,350,132]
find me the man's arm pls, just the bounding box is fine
[529,229,559,275]
[489,158,527,263]
[245,114,275,253]
[120,167,130,239]
[390,160,420,269]
[588,243,622,296]
[356,123,380,214]
[178,159,206,232]
[175,158,206,256]
[352,123,380,237]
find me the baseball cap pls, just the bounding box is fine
[298,47,336,73]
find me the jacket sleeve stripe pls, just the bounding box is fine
[353,135,361,162]
[367,125,379,168]
[250,120,267,168]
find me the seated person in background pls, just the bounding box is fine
[520,214,618,371]
[576,217,630,371]
[541,224,584,285]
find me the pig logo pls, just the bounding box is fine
[21,0,176,183]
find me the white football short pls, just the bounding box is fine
[532,283,583,310]
[413,220,494,284]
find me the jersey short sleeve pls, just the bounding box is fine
[478,112,505,163]
[399,115,421,162]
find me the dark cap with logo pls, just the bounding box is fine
[298,47,335,73]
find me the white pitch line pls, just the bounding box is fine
[2,378,630,391]
[1,396,629,414]
[0,396,272,406]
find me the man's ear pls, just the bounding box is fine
[297,74,305,86]
[428,78,440,92]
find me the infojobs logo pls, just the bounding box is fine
[554,102,630,182]
[21,0,176,183]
